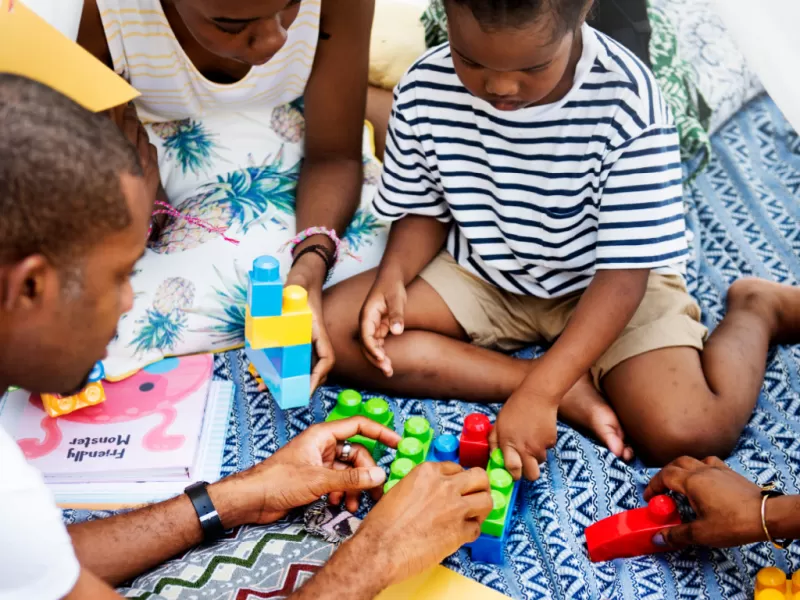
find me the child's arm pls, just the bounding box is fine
[526,268,650,397]
[361,216,449,376]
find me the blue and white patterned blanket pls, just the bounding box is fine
[210,94,800,600]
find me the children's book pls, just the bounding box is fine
[0,355,231,502]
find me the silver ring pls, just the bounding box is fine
[339,441,352,463]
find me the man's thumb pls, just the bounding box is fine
[324,467,387,493]
[653,524,694,550]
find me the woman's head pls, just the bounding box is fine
[444,0,594,110]
[170,0,301,67]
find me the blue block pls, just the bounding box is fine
[248,256,282,317]
[465,478,520,564]
[246,344,310,410]
[265,344,312,378]
[427,434,460,462]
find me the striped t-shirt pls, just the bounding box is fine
[373,24,688,298]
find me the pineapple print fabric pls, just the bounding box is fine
[104,102,388,380]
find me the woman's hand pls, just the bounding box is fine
[286,248,335,391]
[213,417,402,527]
[644,456,766,549]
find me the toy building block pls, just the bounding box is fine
[427,434,459,462]
[325,389,394,460]
[246,284,313,349]
[585,494,682,562]
[383,416,435,493]
[459,413,492,469]
[264,344,312,378]
[41,362,106,418]
[465,448,521,564]
[247,255,283,317]
[754,567,800,600]
[245,342,310,410]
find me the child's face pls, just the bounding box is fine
[446,3,581,111]
[172,0,301,67]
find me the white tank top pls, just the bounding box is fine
[96,0,321,123]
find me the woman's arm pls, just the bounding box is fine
[288,0,375,286]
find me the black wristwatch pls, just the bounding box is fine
[185,481,225,543]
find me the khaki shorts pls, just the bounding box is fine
[419,252,708,388]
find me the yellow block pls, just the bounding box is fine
[245,285,312,349]
[0,0,139,112]
[754,568,800,600]
[41,381,106,418]
[376,566,511,600]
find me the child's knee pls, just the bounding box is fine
[639,417,741,467]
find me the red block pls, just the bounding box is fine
[459,413,492,468]
[585,495,682,563]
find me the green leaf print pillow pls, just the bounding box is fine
[102,102,387,380]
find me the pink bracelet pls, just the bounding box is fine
[147,200,240,246]
[280,227,360,264]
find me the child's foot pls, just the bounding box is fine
[727,279,800,344]
[558,374,634,462]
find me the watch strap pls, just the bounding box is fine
[185,481,225,543]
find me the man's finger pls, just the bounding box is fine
[521,453,541,481]
[644,465,690,500]
[454,467,490,495]
[653,523,695,551]
[320,465,386,494]
[702,456,730,470]
[463,490,494,522]
[488,428,499,452]
[319,416,402,448]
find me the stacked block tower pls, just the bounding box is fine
[41,362,106,418]
[380,411,520,564]
[244,255,313,410]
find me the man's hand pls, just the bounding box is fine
[644,456,766,550]
[355,462,493,586]
[216,417,402,526]
[490,384,559,481]
[359,269,407,377]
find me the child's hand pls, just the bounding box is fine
[490,388,560,480]
[359,273,407,377]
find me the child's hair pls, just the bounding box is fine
[446,0,591,36]
[0,74,141,268]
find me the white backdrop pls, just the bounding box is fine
[21,0,82,41]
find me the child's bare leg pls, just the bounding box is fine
[325,270,632,458]
[603,279,800,466]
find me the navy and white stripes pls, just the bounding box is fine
[373,24,688,298]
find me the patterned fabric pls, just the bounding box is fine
[68,94,799,600]
[647,0,764,135]
[647,4,712,180]
[102,99,388,380]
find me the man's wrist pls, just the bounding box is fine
[206,475,260,530]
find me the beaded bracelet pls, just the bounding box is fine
[281,227,361,264]
[147,200,240,246]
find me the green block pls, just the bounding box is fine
[478,449,515,538]
[383,416,434,494]
[325,389,394,460]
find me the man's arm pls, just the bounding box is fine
[525,268,650,397]
[67,476,250,585]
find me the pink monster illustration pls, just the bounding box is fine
[18,354,213,460]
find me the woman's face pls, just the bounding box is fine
[172,0,302,66]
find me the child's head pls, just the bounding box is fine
[444,0,593,110]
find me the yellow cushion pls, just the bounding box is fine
[369,0,428,90]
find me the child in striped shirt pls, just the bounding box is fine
[324,0,800,478]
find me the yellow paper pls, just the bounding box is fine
[0,0,139,112]
[377,566,511,600]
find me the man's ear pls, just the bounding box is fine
[0,255,56,312]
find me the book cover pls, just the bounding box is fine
[0,354,213,482]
